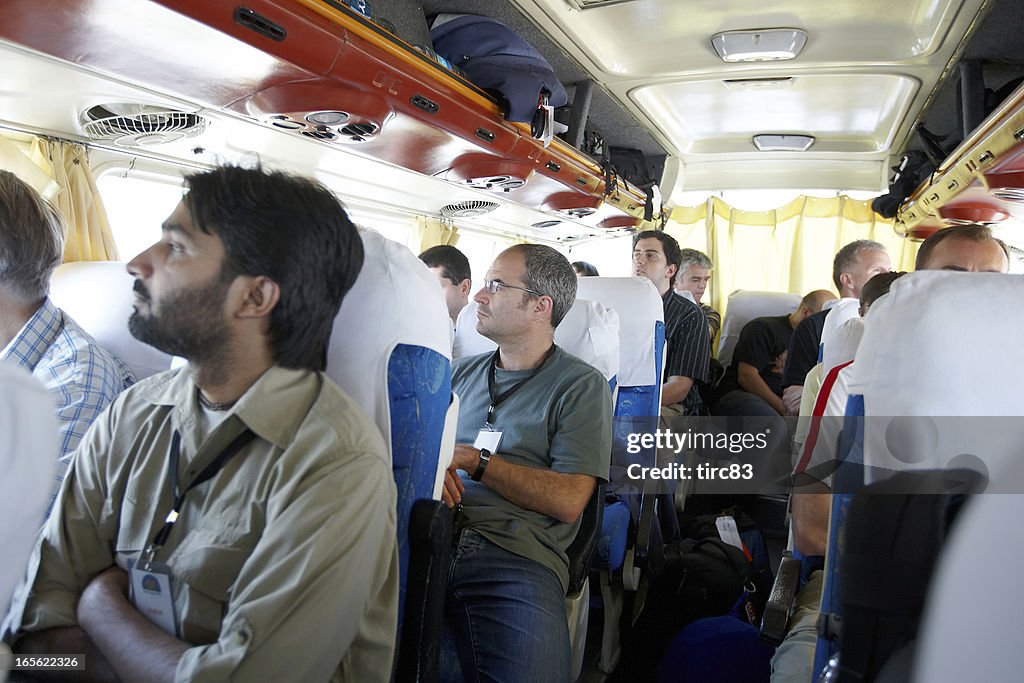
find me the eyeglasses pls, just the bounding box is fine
[483,279,543,297]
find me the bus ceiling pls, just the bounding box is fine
[0,0,1022,237]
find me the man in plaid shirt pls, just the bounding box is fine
[0,170,133,508]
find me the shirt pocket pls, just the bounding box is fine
[169,521,260,644]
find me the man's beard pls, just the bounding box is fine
[128,274,233,364]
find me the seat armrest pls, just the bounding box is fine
[760,552,803,645]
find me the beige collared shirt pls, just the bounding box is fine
[8,365,399,682]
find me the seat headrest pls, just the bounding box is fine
[49,261,173,380]
[851,272,1024,483]
[717,290,801,367]
[820,299,861,374]
[575,277,663,387]
[851,272,1024,414]
[822,318,864,377]
[326,229,452,449]
[554,299,619,381]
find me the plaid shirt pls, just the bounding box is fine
[2,298,134,506]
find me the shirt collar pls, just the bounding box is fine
[137,364,321,450]
[0,298,62,370]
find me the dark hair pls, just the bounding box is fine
[0,170,65,302]
[860,271,907,311]
[832,239,886,291]
[914,224,1010,270]
[509,244,577,328]
[183,165,363,372]
[419,244,471,285]
[571,260,599,277]
[633,230,683,286]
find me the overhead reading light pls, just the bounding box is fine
[753,134,815,152]
[712,28,807,62]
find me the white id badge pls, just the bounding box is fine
[474,429,503,453]
[129,560,178,637]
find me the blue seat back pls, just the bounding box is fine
[326,229,453,619]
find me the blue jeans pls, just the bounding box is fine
[441,529,570,683]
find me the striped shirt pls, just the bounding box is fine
[701,303,722,343]
[663,291,710,414]
[1,297,134,506]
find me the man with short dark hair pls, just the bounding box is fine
[914,223,1011,272]
[440,244,612,682]
[6,165,399,682]
[0,171,133,504]
[674,248,720,342]
[633,231,710,414]
[420,244,472,324]
[780,240,890,413]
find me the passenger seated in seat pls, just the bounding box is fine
[0,171,134,508]
[632,231,710,415]
[715,290,835,417]
[440,244,612,682]
[914,223,1010,273]
[572,260,599,277]
[674,248,720,343]
[4,165,399,682]
[420,244,472,325]
[780,240,890,415]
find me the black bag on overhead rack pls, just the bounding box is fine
[430,14,568,124]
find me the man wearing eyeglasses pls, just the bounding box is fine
[439,244,612,682]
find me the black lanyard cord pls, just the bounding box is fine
[149,428,257,550]
[485,344,557,426]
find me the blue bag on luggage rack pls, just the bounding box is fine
[430,14,568,124]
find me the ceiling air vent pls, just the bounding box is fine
[80,104,207,147]
[439,200,500,218]
[339,122,379,142]
[460,175,528,192]
[556,207,598,219]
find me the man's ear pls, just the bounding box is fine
[666,263,678,282]
[534,294,555,321]
[839,272,854,293]
[459,278,472,297]
[236,276,280,319]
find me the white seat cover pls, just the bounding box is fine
[576,276,663,388]
[49,261,173,380]
[850,272,1024,484]
[326,228,452,456]
[717,290,801,368]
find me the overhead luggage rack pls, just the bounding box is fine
[896,82,1024,239]
[0,0,653,230]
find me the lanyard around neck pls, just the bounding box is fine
[485,344,556,426]
[141,428,256,569]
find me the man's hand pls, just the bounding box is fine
[783,385,804,416]
[441,445,477,508]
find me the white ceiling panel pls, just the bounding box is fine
[633,74,920,154]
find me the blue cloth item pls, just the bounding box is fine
[1,298,134,509]
[441,529,570,682]
[430,14,568,122]
[658,616,775,683]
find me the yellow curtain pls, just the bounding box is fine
[0,134,118,262]
[667,195,919,319]
[46,140,119,262]
[415,215,459,253]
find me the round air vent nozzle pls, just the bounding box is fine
[439,200,500,218]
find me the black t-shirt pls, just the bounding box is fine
[781,309,829,389]
[719,314,793,397]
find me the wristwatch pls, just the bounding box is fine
[471,448,491,481]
